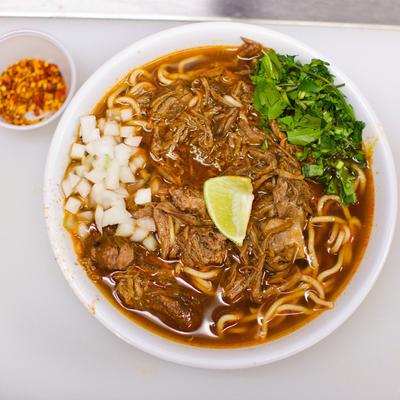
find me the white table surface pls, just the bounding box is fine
[0,17,399,400]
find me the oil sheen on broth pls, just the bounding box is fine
[65,43,374,348]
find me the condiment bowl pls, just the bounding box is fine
[0,29,76,131]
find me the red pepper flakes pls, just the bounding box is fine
[0,58,67,125]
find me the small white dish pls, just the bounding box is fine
[0,29,76,131]
[44,22,397,369]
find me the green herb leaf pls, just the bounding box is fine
[251,51,366,204]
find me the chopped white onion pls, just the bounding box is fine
[115,143,134,166]
[80,116,97,143]
[115,186,129,198]
[119,166,135,183]
[130,227,149,242]
[70,143,86,160]
[75,178,91,199]
[78,210,94,222]
[115,221,135,237]
[102,206,131,227]
[95,205,104,233]
[120,107,133,122]
[74,164,90,178]
[86,139,114,158]
[85,168,106,184]
[129,154,146,173]
[125,136,142,147]
[134,188,152,205]
[90,183,120,209]
[82,128,100,144]
[105,159,120,190]
[142,234,158,251]
[67,111,151,237]
[106,108,121,121]
[137,217,156,232]
[82,154,94,168]
[97,117,106,132]
[77,222,90,239]
[120,126,134,138]
[65,196,82,214]
[62,172,81,197]
[104,120,120,136]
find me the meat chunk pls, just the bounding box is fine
[273,177,313,220]
[237,37,263,59]
[222,265,252,303]
[150,84,192,121]
[153,206,178,259]
[178,227,227,267]
[114,267,204,332]
[85,230,134,271]
[264,218,306,262]
[169,186,207,218]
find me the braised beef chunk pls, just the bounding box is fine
[264,218,306,262]
[84,229,134,271]
[222,264,252,303]
[114,267,204,331]
[169,186,207,218]
[178,227,227,267]
[238,37,264,59]
[153,206,178,259]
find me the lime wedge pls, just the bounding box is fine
[204,176,254,246]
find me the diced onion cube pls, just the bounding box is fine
[75,178,91,198]
[77,222,90,239]
[78,211,94,222]
[97,117,106,132]
[130,227,148,242]
[90,183,119,209]
[85,168,106,184]
[120,107,133,122]
[120,126,134,138]
[86,138,114,158]
[62,173,81,197]
[125,136,142,147]
[106,109,121,121]
[70,143,86,160]
[102,206,131,227]
[65,196,82,214]
[116,221,135,237]
[143,234,158,251]
[129,154,146,173]
[74,165,90,177]
[115,143,134,166]
[137,217,156,232]
[82,128,100,144]
[104,120,120,136]
[120,166,135,183]
[95,205,104,233]
[134,188,151,205]
[80,116,97,143]
[105,159,120,190]
[115,186,129,198]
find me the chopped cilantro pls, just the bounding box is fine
[252,50,366,205]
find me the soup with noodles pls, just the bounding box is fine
[62,39,373,347]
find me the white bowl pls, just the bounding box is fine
[0,29,76,131]
[43,22,397,369]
